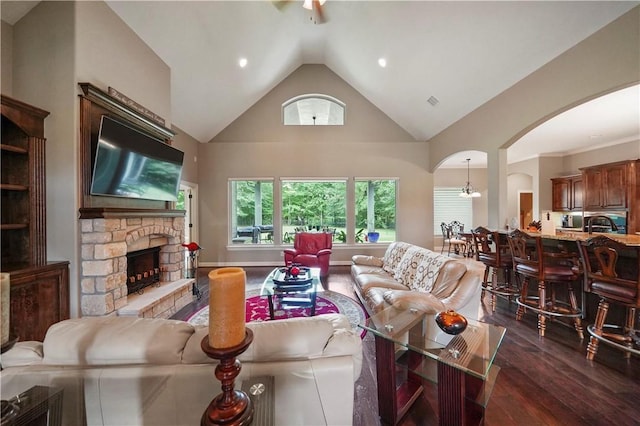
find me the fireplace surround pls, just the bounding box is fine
[79,214,191,318]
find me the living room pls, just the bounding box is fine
[1,1,639,424]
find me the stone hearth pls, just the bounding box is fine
[80,216,192,318]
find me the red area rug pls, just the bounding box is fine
[187,289,367,338]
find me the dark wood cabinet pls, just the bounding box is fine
[582,161,632,210]
[9,262,69,341]
[551,175,582,212]
[1,95,48,268]
[1,95,70,342]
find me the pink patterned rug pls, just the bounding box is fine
[187,289,367,338]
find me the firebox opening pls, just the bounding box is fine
[127,247,161,295]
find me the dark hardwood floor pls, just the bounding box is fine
[172,265,640,426]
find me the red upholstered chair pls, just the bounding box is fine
[284,232,333,277]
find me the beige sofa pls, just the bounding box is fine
[0,314,362,426]
[352,241,482,321]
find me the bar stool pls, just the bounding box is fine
[507,229,583,339]
[578,235,639,360]
[471,226,515,312]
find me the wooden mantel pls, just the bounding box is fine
[78,208,186,219]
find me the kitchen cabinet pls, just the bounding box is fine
[582,161,631,210]
[551,175,582,212]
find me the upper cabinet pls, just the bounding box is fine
[582,161,635,211]
[551,175,582,212]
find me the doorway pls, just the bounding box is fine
[178,182,198,245]
[518,191,533,229]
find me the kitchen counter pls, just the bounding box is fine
[499,229,640,247]
[537,230,640,247]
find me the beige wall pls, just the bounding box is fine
[199,65,426,266]
[8,1,173,317]
[11,1,78,312]
[1,21,13,95]
[4,2,639,282]
[429,6,640,227]
[171,125,200,184]
[562,139,640,174]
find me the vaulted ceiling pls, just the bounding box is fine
[2,1,639,166]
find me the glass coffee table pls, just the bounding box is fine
[359,306,506,426]
[260,267,323,320]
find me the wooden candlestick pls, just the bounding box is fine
[200,329,254,426]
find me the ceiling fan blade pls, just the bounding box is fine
[312,0,328,24]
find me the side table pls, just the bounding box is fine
[1,386,63,426]
[359,307,505,426]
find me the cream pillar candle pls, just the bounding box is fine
[208,267,246,348]
[1,273,10,345]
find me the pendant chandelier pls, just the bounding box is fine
[460,158,481,198]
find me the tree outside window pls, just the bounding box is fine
[355,179,397,243]
[281,180,346,243]
[230,180,274,244]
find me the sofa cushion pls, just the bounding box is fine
[393,246,423,286]
[410,250,451,293]
[382,242,412,274]
[358,273,409,294]
[42,317,195,366]
[430,261,468,299]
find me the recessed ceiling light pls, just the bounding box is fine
[239,58,248,68]
[378,58,387,68]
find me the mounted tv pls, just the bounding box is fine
[90,115,184,202]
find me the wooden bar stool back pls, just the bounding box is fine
[507,229,584,339]
[471,226,515,312]
[578,236,639,360]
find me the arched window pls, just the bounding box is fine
[282,94,345,125]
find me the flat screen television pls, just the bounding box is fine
[90,115,184,202]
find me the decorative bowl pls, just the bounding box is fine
[367,232,380,243]
[435,310,468,335]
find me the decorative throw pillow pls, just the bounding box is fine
[393,246,424,285]
[410,251,451,293]
[383,242,412,274]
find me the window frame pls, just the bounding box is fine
[228,178,275,245]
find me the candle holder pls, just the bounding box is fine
[200,328,254,426]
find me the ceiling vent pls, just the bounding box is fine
[427,96,439,107]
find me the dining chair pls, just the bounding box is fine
[440,221,468,257]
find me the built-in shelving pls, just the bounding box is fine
[1,94,70,342]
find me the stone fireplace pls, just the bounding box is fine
[80,215,193,318]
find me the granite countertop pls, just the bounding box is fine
[539,230,640,247]
[497,228,640,247]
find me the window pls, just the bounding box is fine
[355,179,397,243]
[281,180,346,243]
[283,94,345,125]
[433,187,473,235]
[229,180,274,244]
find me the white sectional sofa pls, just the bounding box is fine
[0,314,362,426]
[351,241,482,321]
